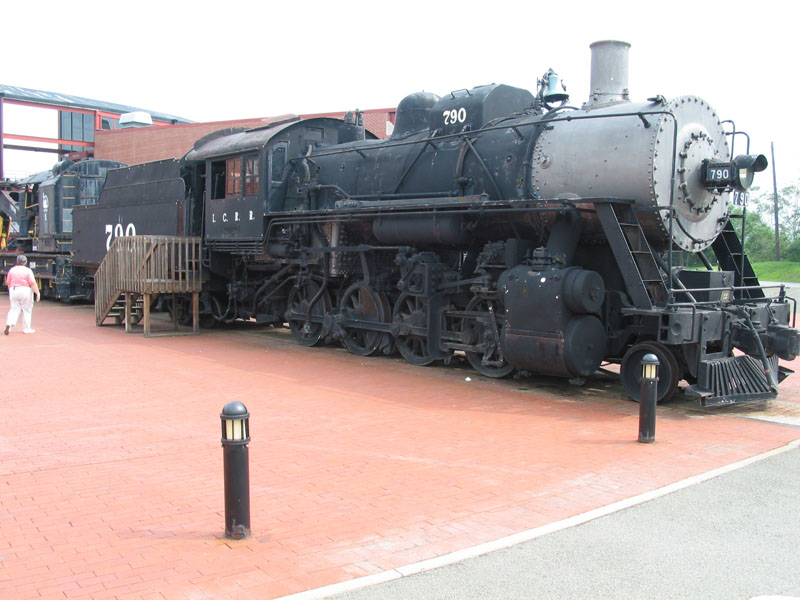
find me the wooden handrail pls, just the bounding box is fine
[95,235,202,325]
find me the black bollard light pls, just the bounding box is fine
[638,353,659,443]
[221,401,251,540]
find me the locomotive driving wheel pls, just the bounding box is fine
[620,341,681,403]
[286,279,331,346]
[462,296,513,378]
[338,282,391,356]
[392,293,434,366]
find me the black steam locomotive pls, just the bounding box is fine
[0,157,126,299]
[48,41,800,405]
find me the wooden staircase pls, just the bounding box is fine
[95,235,203,336]
[105,295,144,325]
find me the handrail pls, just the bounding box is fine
[95,235,202,325]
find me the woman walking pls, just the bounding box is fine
[4,254,40,335]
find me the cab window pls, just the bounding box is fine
[225,158,241,198]
[210,160,226,199]
[244,155,259,196]
[271,146,286,182]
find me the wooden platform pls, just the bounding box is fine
[94,235,202,336]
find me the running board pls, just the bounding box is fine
[685,355,779,407]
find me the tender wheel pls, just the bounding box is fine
[462,296,513,378]
[198,293,223,329]
[167,297,192,326]
[392,293,434,366]
[287,279,331,346]
[620,341,681,403]
[339,283,390,356]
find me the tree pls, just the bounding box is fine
[734,208,777,262]
[746,182,800,261]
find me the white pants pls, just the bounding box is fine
[6,286,34,331]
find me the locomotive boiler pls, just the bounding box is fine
[94,40,798,406]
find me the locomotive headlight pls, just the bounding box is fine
[732,154,768,190]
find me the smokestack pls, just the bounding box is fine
[586,40,631,107]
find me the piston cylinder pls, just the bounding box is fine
[499,265,607,377]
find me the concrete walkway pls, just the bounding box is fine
[325,445,800,600]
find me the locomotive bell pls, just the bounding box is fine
[542,69,569,104]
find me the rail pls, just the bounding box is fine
[95,235,202,326]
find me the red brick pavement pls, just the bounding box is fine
[1,300,799,599]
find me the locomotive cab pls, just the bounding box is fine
[205,151,264,239]
[184,117,368,251]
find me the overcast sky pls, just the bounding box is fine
[3,0,798,192]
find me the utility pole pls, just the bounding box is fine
[771,142,780,261]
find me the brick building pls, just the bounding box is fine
[94,108,396,166]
